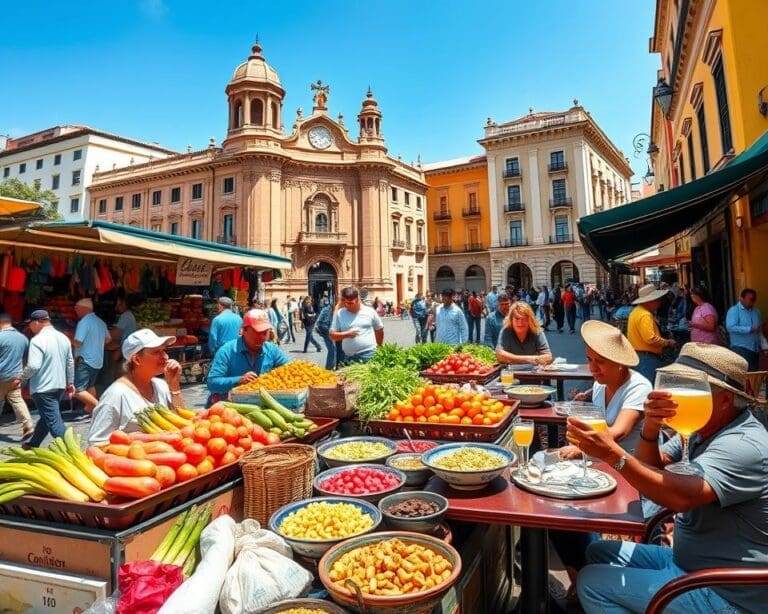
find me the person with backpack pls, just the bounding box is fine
[410,293,428,343]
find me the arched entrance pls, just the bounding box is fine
[507,263,532,290]
[464,265,486,293]
[551,260,580,287]
[307,261,337,307]
[435,266,455,292]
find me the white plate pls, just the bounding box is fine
[511,462,617,499]
[543,364,580,371]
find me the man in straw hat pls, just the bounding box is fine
[571,343,768,613]
[626,283,676,383]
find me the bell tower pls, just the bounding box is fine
[357,87,384,144]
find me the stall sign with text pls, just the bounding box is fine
[176,258,214,285]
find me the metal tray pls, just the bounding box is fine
[510,464,617,499]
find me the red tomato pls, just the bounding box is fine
[155,465,176,489]
[176,463,198,482]
[184,442,207,465]
[265,433,281,446]
[207,437,228,457]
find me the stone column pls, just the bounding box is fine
[378,179,392,285]
[269,170,282,255]
[528,149,544,245]
[486,154,501,248]
[241,170,258,250]
[573,142,591,218]
[358,174,383,284]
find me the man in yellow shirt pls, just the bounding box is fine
[627,284,676,383]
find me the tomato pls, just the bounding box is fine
[176,463,198,482]
[196,458,215,474]
[251,424,269,444]
[265,432,281,446]
[184,442,207,465]
[207,437,228,456]
[193,427,211,444]
[219,451,237,466]
[209,422,226,438]
[238,437,253,451]
[222,424,239,444]
[155,465,176,488]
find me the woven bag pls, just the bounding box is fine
[306,381,359,418]
[240,444,317,525]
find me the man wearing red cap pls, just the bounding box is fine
[206,309,290,402]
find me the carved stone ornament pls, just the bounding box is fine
[270,171,282,183]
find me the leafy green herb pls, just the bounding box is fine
[340,363,424,423]
[454,343,498,365]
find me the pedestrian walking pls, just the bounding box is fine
[330,286,384,363]
[467,291,483,343]
[0,312,34,440]
[286,296,298,342]
[301,296,322,353]
[316,298,337,370]
[72,298,108,414]
[553,286,565,333]
[426,293,438,342]
[208,296,243,355]
[268,298,289,343]
[433,288,469,344]
[563,285,578,333]
[410,293,428,343]
[726,288,763,371]
[483,294,511,349]
[537,285,552,330]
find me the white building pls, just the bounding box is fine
[0,126,176,221]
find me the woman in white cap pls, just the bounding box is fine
[87,329,184,446]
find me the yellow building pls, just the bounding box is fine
[423,156,491,292]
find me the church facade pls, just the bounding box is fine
[89,42,429,304]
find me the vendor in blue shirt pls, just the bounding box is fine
[208,296,243,356]
[207,309,290,403]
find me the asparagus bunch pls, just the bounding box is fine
[150,504,212,576]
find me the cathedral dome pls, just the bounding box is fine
[230,41,283,91]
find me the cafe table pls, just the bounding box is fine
[426,464,646,614]
[512,364,594,401]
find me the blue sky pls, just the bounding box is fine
[1,0,658,178]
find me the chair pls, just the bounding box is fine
[745,370,767,401]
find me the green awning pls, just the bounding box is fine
[578,130,768,267]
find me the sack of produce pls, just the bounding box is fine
[219,519,313,614]
[306,381,359,418]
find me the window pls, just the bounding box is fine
[391,187,398,202]
[115,196,124,211]
[131,193,141,209]
[555,215,570,240]
[509,220,523,245]
[170,222,179,235]
[223,177,234,194]
[191,219,202,239]
[505,157,520,175]
[72,170,81,186]
[171,187,181,203]
[151,223,162,232]
[392,221,400,240]
[251,99,264,124]
[712,55,733,154]
[191,183,203,200]
[36,159,43,170]
[439,231,449,247]
[54,154,61,166]
[2,168,8,178]
[405,225,412,245]
[416,196,422,210]
[404,192,410,206]
[223,214,234,238]
[98,199,107,214]
[51,174,60,189]
[696,104,711,173]
[687,134,697,181]
[468,192,478,208]
[550,150,565,169]
[73,149,82,161]
[70,197,80,213]
[19,163,26,174]
[152,190,161,206]
[552,178,567,202]
[439,195,448,212]
[33,178,41,190]
[678,156,686,185]
[417,226,424,245]
[315,213,329,233]
[507,185,521,206]
[271,101,278,129]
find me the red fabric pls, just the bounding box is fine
[97,263,115,294]
[222,270,232,291]
[117,560,184,614]
[468,296,483,318]
[5,267,26,292]
[562,290,576,308]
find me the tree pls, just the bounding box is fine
[0,178,62,220]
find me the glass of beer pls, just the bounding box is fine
[567,403,607,489]
[500,368,515,386]
[512,420,535,478]
[655,370,712,475]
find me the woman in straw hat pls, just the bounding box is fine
[559,321,652,459]
[626,283,676,383]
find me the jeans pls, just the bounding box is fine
[566,305,577,332]
[319,331,336,370]
[29,389,66,448]
[636,351,665,384]
[581,302,591,322]
[731,346,759,371]
[578,540,738,613]
[303,322,321,352]
[287,313,296,342]
[413,317,428,343]
[467,316,481,343]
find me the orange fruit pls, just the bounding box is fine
[209,422,225,438]
[472,414,485,425]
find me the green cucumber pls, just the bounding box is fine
[223,402,264,414]
[269,427,283,436]
[246,410,275,431]
[259,388,303,423]
[262,409,291,431]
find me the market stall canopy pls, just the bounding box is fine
[0,196,43,217]
[0,220,292,271]
[578,129,768,268]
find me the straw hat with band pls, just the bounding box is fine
[658,342,758,403]
[632,283,671,305]
[581,320,639,367]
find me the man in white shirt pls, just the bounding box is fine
[536,285,552,330]
[433,288,469,344]
[330,286,384,363]
[16,310,74,448]
[286,295,298,342]
[72,298,108,413]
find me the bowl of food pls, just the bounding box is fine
[386,453,434,486]
[378,491,449,534]
[421,443,515,490]
[269,497,382,559]
[314,464,406,504]
[319,532,461,612]
[317,437,397,468]
[394,439,439,454]
[257,598,348,614]
[503,384,557,406]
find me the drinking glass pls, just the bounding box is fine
[500,368,515,386]
[512,420,535,478]
[655,370,712,475]
[567,403,606,489]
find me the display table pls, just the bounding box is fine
[426,465,646,613]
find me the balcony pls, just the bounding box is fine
[392,239,406,250]
[549,197,573,209]
[464,243,485,252]
[298,231,349,244]
[217,234,237,245]
[548,162,568,173]
[433,210,452,221]
[503,168,522,179]
[504,203,525,213]
[405,241,413,251]
[501,238,528,248]
[415,243,427,253]
[549,234,574,244]
[462,206,481,218]
[433,245,453,254]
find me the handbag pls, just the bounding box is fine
[277,321,289,335]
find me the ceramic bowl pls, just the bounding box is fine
[317,436,398,468]
[421,443,515,491]
[503,384,557,406]
[378,491,449,533]
[268,496,381,559]
[314,464,406,504]
[257,598,348,614]
[386,453,434,486]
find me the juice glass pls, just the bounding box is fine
[500,368,515,386]
[567,403,606,489]
[655,370,712,475]
[512,420,534,478]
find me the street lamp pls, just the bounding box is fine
[643,162,655,186]
[653,77,674,117]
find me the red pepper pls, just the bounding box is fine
[104,476,162,499]
[103,454,157,478]
[145,452,188,469]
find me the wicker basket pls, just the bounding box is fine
[240,444,317,525]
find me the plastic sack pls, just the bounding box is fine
[159,514,237,614]
[219,519,313,614]
[115,561,183,614]
[84,591,119,614]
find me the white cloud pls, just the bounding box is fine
[139,0,168,20]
